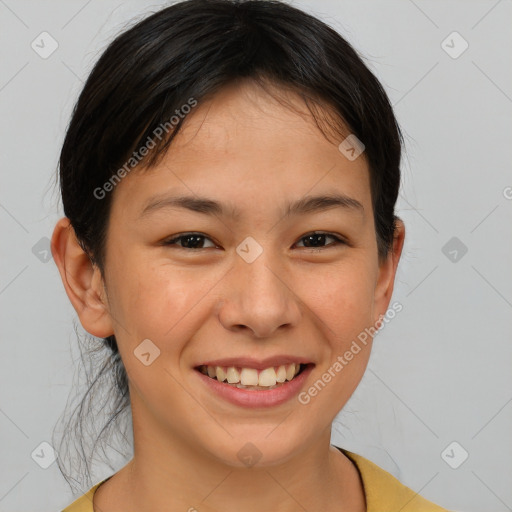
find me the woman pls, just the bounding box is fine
[52,0,450,510]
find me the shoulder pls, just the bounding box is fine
[61,478,111,512]
[338,447,451,512]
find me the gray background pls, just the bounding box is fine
[1,1,511,511]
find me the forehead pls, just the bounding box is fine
[111,80,371,220]
[171,80,348,155]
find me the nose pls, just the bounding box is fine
[216,249,302,338]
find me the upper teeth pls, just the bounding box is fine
[200,363,302,387]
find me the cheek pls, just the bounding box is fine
[295,267,376,416]
[304,259,377,335]
[107,258,222,354]
[106,263,206,404]
[298,259,377,400]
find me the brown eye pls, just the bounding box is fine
[295,232,346,250]
[163,233,216,249]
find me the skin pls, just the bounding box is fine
[52,79,405,512]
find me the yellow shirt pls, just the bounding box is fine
[61,448,450,511]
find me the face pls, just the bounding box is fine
[56,80,403,468]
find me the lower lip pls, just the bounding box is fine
[194,365,314,408]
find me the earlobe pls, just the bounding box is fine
[373,219,406,322]
[51,217,114,338]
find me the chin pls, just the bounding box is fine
[202,429,310,469]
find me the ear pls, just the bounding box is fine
[51,217,114,338]
[372,218,405,325]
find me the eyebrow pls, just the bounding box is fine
[138,192,364,220]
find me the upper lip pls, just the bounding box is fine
[195,356,313,370]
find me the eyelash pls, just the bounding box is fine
[162,231,347,252]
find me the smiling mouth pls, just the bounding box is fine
[195,363,310,390]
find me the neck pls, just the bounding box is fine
[94,402,365,512]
